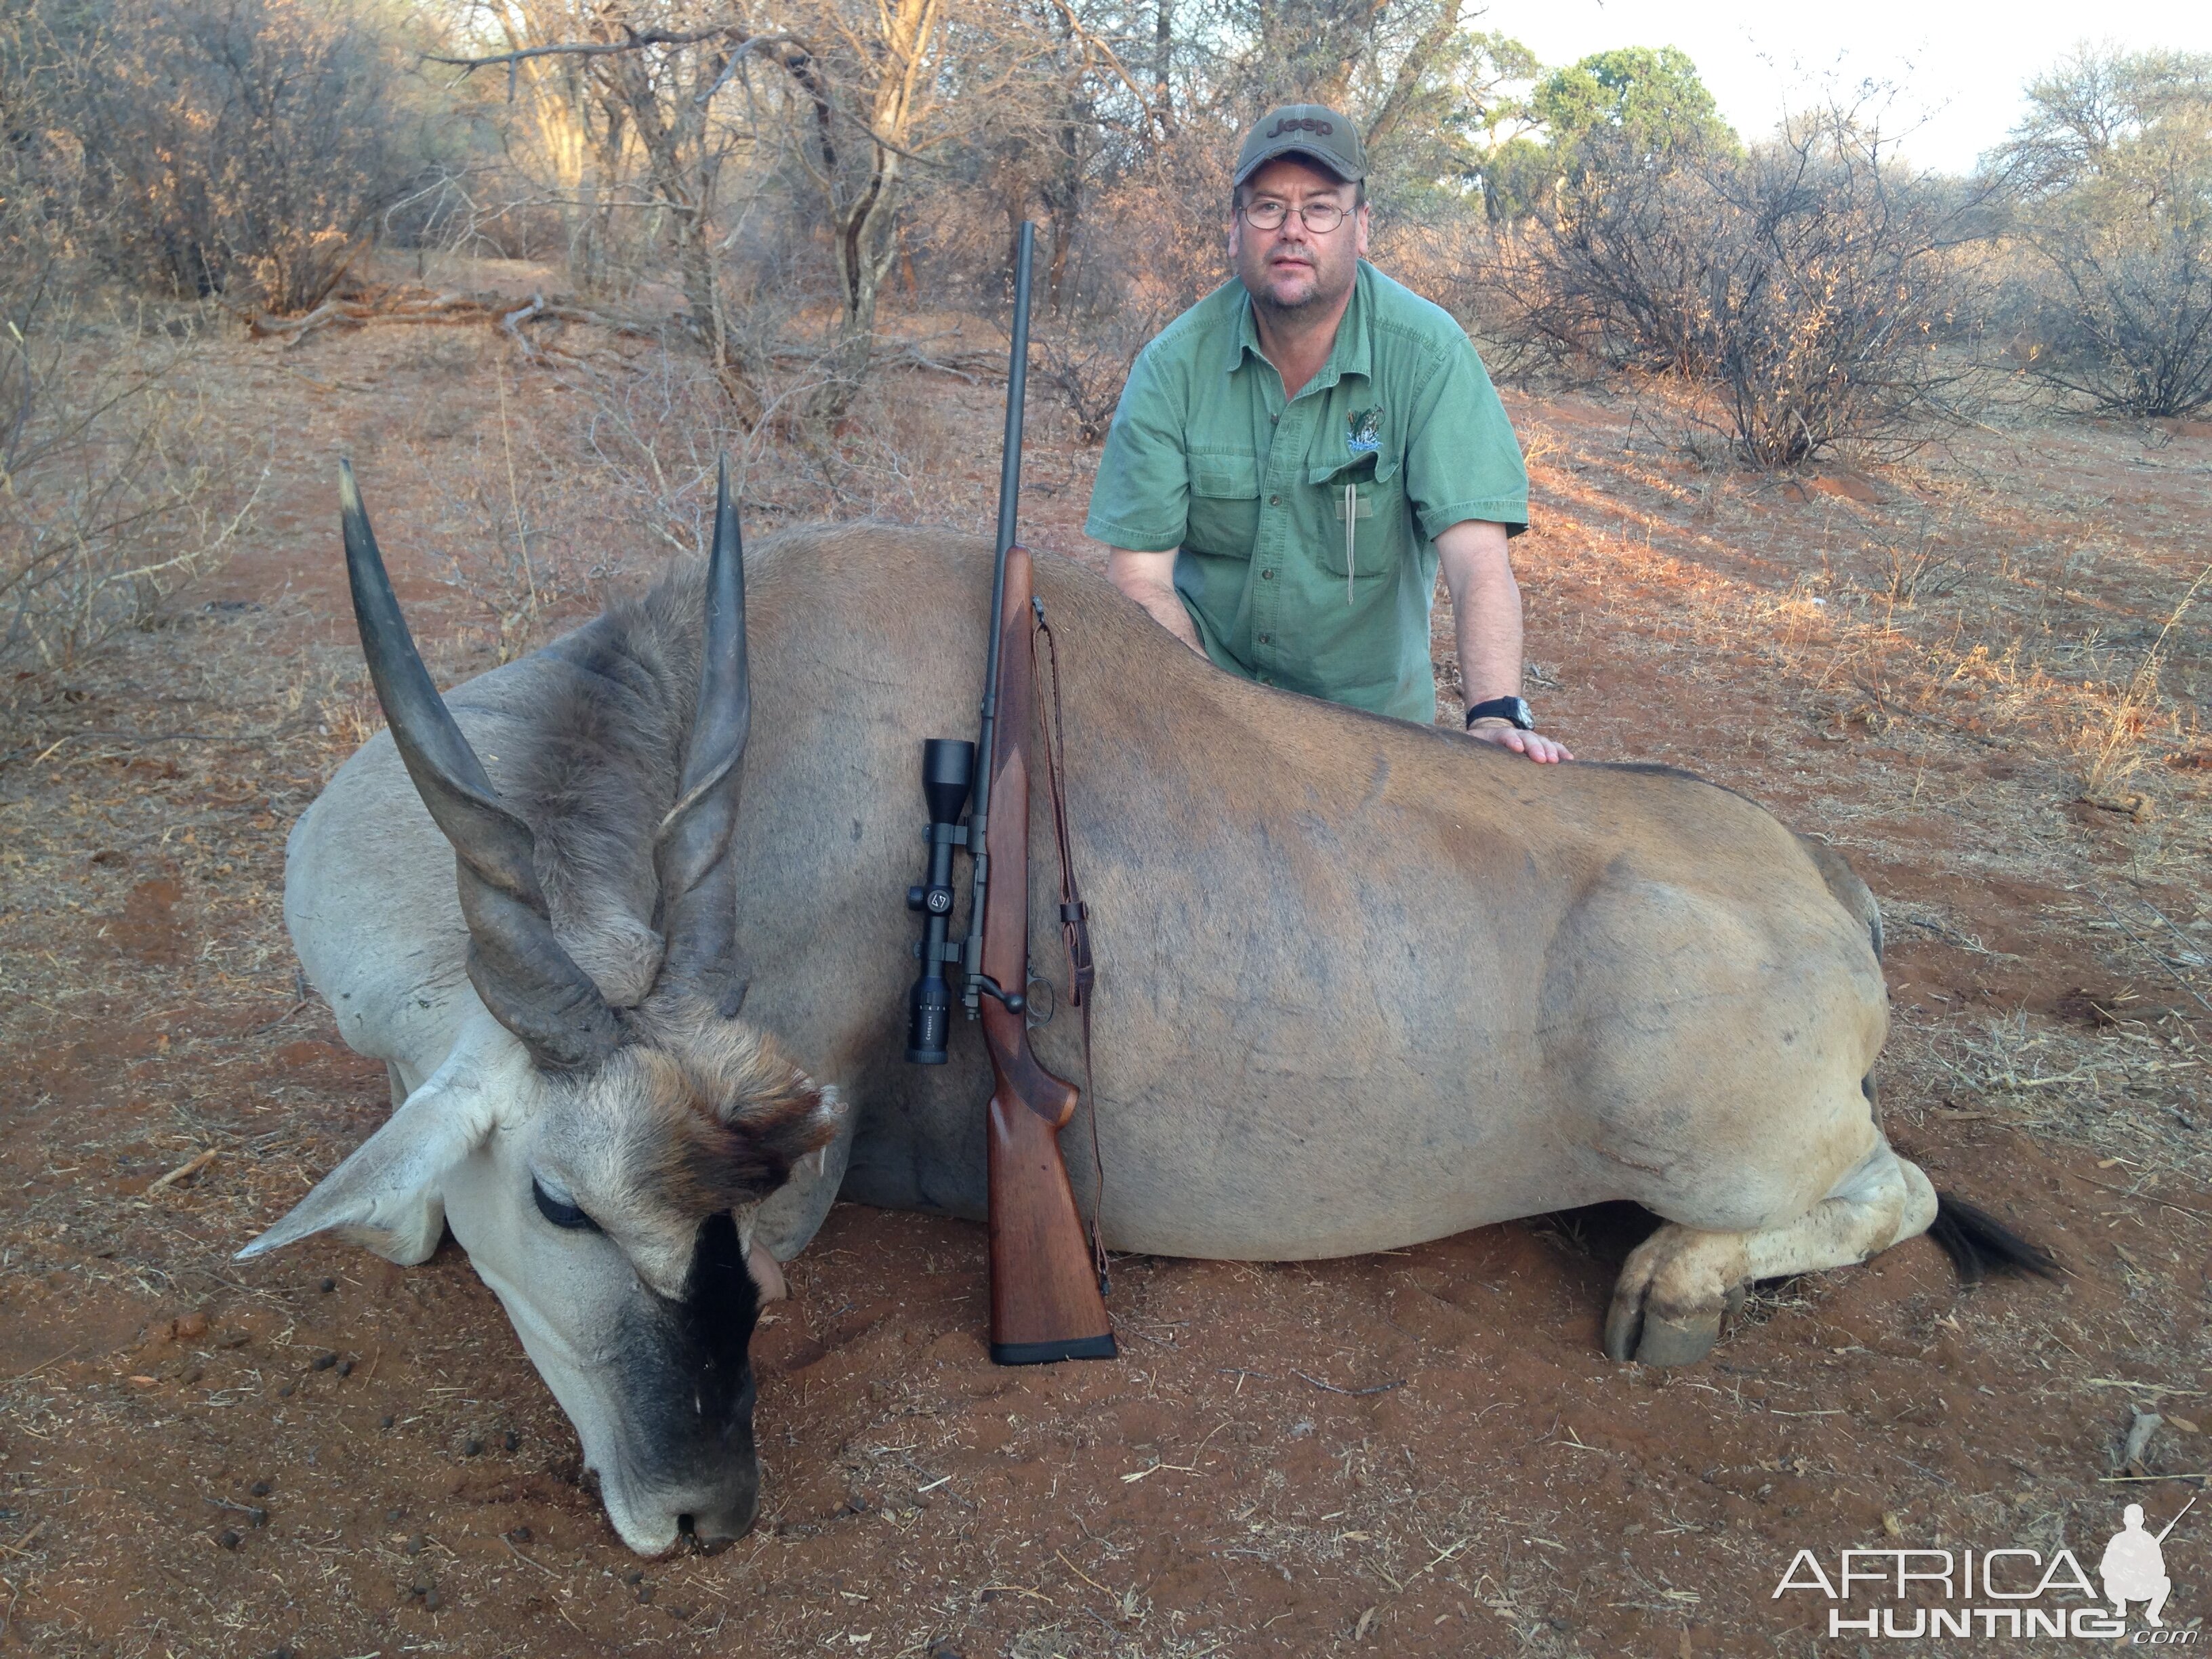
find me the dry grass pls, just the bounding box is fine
[0,305,266,684]
[2070,562,2212,808]
[0,279,2205,1657]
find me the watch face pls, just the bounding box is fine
[1466,697,1534,731]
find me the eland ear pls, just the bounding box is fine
[734,1084,848,1187]
[238,1030,516,1266]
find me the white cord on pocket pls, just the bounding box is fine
[1345,480,1356,606]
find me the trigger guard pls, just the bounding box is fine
[1024,974,1057,1029]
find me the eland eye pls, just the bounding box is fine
[531,1177,600,1233]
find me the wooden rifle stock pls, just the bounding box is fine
[979,545,1115,1365]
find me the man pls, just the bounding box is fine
[1085,104,1570,762]
[2100,1503,2173,1627]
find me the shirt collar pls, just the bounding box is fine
[1226,260,1374,393]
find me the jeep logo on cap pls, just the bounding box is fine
[1265,116,1334,139]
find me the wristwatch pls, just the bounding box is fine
[1465,695,1534,732]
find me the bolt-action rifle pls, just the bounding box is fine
[902,222,1115,1366]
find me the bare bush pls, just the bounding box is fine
[1029,140,1228,443]
[0,12,261,677]
[1483,109,1990,467]
[2016,229,2212,419]
[2015,232,2212,417]
[1999,50,2212,418]
[0,307,262,677]
[51,0,424,314]
[1033,302,1174,443]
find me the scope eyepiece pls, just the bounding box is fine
[906,972,951,1065]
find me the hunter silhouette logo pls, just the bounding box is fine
[1265,115,1334,138]
[2103,1496,2193,1629]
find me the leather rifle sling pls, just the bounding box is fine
[1030,595,1107,1293]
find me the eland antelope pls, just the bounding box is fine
[243,466,2049,1554]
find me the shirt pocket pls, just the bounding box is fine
[1185,452,1261,559]
[1309,455,1405,580]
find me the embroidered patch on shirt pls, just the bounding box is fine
[1346,405,1383,453]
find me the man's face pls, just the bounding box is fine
[1227,156,1369,316]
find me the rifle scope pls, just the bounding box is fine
[903,737,974,1064]
[902,221,1038,1063]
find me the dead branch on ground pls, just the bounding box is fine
[235,282,667,356]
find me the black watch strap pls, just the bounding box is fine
[1465,695,1534,731]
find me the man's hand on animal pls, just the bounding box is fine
[1437,517,1572,763]
[1467,722,1573,764]
[1090,104,1561,758]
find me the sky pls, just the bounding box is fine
[1488,0,2212,174]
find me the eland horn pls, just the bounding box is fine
[338,460,622,1069]
[653,454,751,1005]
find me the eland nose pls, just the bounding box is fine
[681,1481,759,1545]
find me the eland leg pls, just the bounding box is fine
[1603,1140,1938,1366]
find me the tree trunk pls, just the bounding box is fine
[1153,0,1174,135]
[798,0,941,428]
[1045,116,1084,310]
[1363,0,1464,157]
[608,42,762,424]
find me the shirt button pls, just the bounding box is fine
[1257,633,1272,644]
[1269,494,1280,505]
[1261,569,1275,579]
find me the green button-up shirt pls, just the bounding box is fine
[1084,261,1529,723]
[1084,263,1521,725]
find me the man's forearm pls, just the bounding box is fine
[1107,548,1206,654]
[1437,521,1522,704]
[1454,567,1523,704]
[1435,518,1568,762]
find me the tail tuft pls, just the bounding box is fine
[1928,1191,2061,1284]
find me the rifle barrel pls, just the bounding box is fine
[995,222,1035,565]
[2156,1490,2198,1542]
[962,220,1036,1006]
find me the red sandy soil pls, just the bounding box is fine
[1,269,2207,1658]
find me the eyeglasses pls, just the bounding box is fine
[1238,199,1351,234]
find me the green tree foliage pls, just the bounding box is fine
[1472,132,1552,222]
[1370,28,1540,213]
[1532,45,1735,170]
[2000,48,2212,416]
[1461,45,1731,225]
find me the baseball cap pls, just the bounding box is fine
[1234,104,1368,188]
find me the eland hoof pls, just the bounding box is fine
[1602,1298,1640,1362]
[1631,1311,1721,1367]
[1602,1298,1723,1367]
